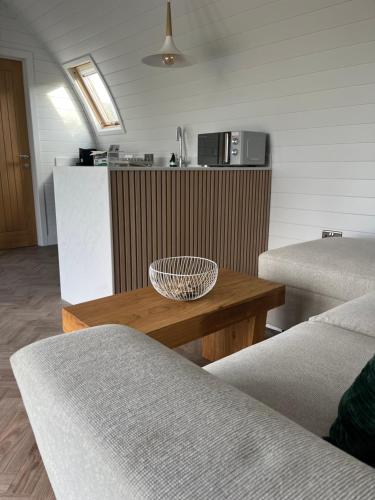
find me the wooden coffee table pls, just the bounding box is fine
[62,269,285,361]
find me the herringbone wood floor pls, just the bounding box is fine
[0,247,60,499]
[0,246,206,499]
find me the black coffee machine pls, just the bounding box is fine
[77,148,97,166]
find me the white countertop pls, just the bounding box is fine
[110,166,271,171]
[56,165,271,171]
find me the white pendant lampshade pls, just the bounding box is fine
[142,1,191,68]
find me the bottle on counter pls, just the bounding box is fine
[169,153,177,167]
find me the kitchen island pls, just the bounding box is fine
[54,165,272,305]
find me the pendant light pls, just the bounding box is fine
[142,1,191,68]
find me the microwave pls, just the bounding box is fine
[198,131,268,167]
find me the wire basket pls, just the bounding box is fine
[149,256,218,301]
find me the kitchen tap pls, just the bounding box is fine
[176,126,184,167]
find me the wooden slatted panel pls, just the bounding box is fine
[110,172,120,293]
[111,170,271,293]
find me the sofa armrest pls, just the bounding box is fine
[11,325,375,500]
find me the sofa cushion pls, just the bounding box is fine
[11,325,375,500]
[205,322,375,437]
[310,292,375,338]
[258,237,375,302]
[327,354,375,466]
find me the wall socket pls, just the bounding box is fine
[322,230,343,238]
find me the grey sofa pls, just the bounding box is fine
[11,290,375,499]
[258,237,375,330]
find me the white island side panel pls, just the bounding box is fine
[53,166,114,304]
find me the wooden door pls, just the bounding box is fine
[0,58,36,249]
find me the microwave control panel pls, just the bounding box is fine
[230,131,267,166]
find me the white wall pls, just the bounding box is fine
[0,2,94,245]
[8,0,375,248]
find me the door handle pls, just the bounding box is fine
[18,154,30,168]
[223,132,230,164]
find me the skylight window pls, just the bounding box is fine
[66,58,122,132]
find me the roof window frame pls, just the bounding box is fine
[63,55,124,135]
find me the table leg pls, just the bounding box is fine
[201,310,267,362]
[251,310,267,345]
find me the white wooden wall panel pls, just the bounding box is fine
[8,0,375,247]
[0,5,94,245]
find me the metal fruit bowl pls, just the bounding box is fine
[149,256,218,301]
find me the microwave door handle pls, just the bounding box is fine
[224,132,230,164]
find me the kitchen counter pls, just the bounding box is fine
[54,166,272,304]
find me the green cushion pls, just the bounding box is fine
[327,354,375,466]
